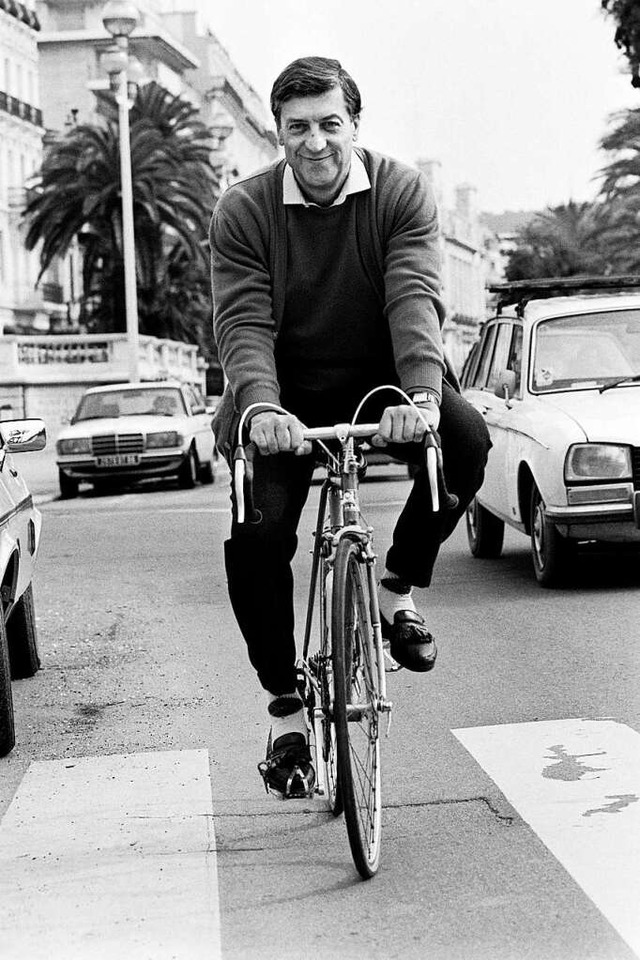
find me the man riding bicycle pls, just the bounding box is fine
[210,56,491,797]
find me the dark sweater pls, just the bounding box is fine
[209,148,447,451]
[277,200,394,393]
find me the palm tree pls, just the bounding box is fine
[23,82,220,337]
[505,201,608,281]
[595,107,640,274]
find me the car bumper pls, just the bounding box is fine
[57,451,187,482]
[547,489,640,541]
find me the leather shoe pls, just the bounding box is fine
[380,609,437,672]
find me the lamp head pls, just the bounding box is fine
[102,0,139,39]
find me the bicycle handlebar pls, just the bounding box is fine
[232,391,458,523]
[302,423,379,442]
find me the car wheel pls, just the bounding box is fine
[0,612,16,757]
[466,497,505,558]
[530,484,574,587]
[178,447,198,489]
[199,453,218,485]
[6,584,40,679]
[59,469,79,500]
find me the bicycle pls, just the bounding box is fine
[233,387,450,880]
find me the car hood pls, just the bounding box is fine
[58,415,184,439]
[541,385,640,443]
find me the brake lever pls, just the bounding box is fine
[424,432,459,513]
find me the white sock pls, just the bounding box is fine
[378,568,417,621]
[266,691,307,742]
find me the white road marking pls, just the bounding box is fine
[0,749,220,960]
[453,718,640,958]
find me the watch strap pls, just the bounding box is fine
[410,391,440,406]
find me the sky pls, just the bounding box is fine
[198,0,639,213]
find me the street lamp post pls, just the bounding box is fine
[102,0,140,383]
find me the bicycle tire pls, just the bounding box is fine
[317,559,342,815]
[332,537,382,879]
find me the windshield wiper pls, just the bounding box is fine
[599,374,640,393]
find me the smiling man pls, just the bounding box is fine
[278,85,359,205]
[209,57,490,798]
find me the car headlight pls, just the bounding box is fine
[564,443,632,482]
[56,437,91,455]
[146,431,182,449]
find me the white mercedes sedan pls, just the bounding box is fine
[56,381,218,499]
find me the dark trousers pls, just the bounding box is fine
[224,381,491,694]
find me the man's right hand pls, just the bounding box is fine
[249,411,312,456]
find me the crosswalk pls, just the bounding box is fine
[454,718,640,959]
[0,750,221,960]
[1,720,639,959]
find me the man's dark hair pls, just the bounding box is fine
[270,56,362,127]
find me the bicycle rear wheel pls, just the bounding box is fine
[332,537,382,879]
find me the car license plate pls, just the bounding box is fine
[96,454,140,467]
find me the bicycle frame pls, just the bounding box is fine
[300,424,391,799]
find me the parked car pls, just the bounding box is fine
[0,417,47,755]
[461,276,640,586]
[56,381,219,498]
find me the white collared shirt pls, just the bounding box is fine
[282,151,371,207]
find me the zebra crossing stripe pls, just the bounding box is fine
[0,749,221,959]
[453,718,640,958]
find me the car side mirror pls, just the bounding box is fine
[0,418,47,453]
[494,369,517,402]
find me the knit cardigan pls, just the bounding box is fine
[209,147,451,455]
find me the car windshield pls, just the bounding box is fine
[74,388,186,421]
[532,309,640,393]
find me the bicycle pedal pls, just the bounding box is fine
[382,640,403,672]
[285,764,316,800]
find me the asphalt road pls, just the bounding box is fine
[2,458,640,960]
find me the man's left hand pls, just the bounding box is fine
[371,403,440,447]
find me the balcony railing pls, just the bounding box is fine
[0,91,43,127]
[0,333,206,391]
[0,0,40,30]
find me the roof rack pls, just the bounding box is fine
[490,275,640,317]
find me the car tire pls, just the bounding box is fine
[59,469,79,500]
[6,584,40,680]
[199,453,218,485]
[466,497,505,558]
[178,447,198,489]
[530,484,574,587]
[0,612,16,757]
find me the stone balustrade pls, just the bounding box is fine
[0,333,205,388]
[0,333,208,436]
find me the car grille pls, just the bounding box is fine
[91,433,145,456]
[633,447,640,489]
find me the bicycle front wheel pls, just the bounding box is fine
[332,537,382,879]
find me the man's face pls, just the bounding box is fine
[278,87,359,205]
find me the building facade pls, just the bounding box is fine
[0,0,47,334]
[417,159,488,372]
[35,0,277,175]
[0,0,279,337]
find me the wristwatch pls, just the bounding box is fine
[410,391,440,406]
